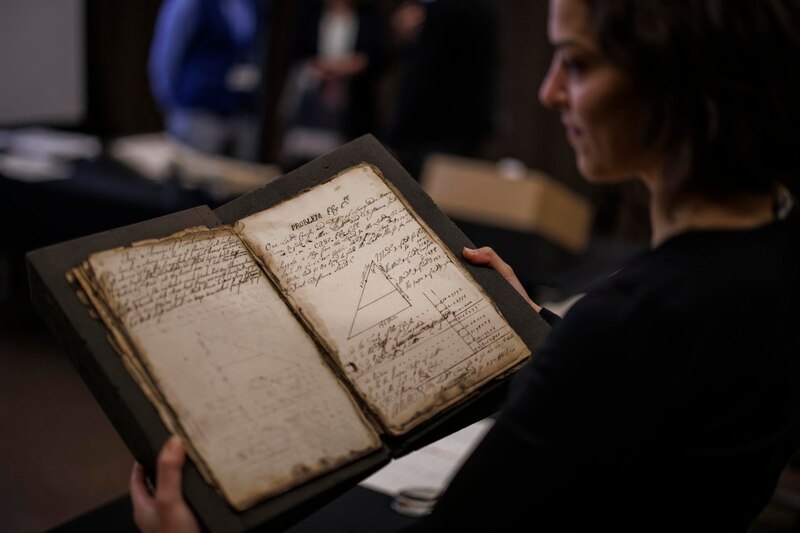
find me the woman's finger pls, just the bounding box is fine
[154,436,186,510]
[463,247,541,312]
[130,462,156,530]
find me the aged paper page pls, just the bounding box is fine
[237,165,530,435]
[85,227,381,510]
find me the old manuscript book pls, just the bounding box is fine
[27,136,549,531]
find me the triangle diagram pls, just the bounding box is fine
[348,262,411,338]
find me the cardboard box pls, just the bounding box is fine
[420,154,593,254]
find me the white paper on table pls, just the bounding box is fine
[0,153,71,182]
[359,418,495,497]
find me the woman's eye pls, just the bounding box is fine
[561,56,585,75]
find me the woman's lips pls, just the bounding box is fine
[564,123,582,141]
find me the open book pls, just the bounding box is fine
[27,136,548,531]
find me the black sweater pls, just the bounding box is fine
[408,212,800,532]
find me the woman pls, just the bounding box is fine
[131,0,800,530]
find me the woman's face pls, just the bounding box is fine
[539,0,663,184]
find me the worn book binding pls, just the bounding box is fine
[27,135,549,532]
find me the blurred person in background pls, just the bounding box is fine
[384,0,498,180]
[278,0,384,171]
[149,0,271,161]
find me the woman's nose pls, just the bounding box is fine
[538,59,567,110]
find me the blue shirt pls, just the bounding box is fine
[149,0,265,113]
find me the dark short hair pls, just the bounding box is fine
[588,0,800,199]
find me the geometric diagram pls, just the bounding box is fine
[348,261,411,338]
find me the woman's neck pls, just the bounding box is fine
[647,187,776,248]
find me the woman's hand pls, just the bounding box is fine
[130,436,201,533]
[462,247,541,313]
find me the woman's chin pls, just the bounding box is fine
[576,159,608,183]
[577,159,634,185]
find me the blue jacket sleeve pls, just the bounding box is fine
[148,0,201,110]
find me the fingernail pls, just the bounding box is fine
[168,436,181,451]
[463,247,475,254]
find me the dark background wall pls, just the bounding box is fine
[83,0,164,136]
